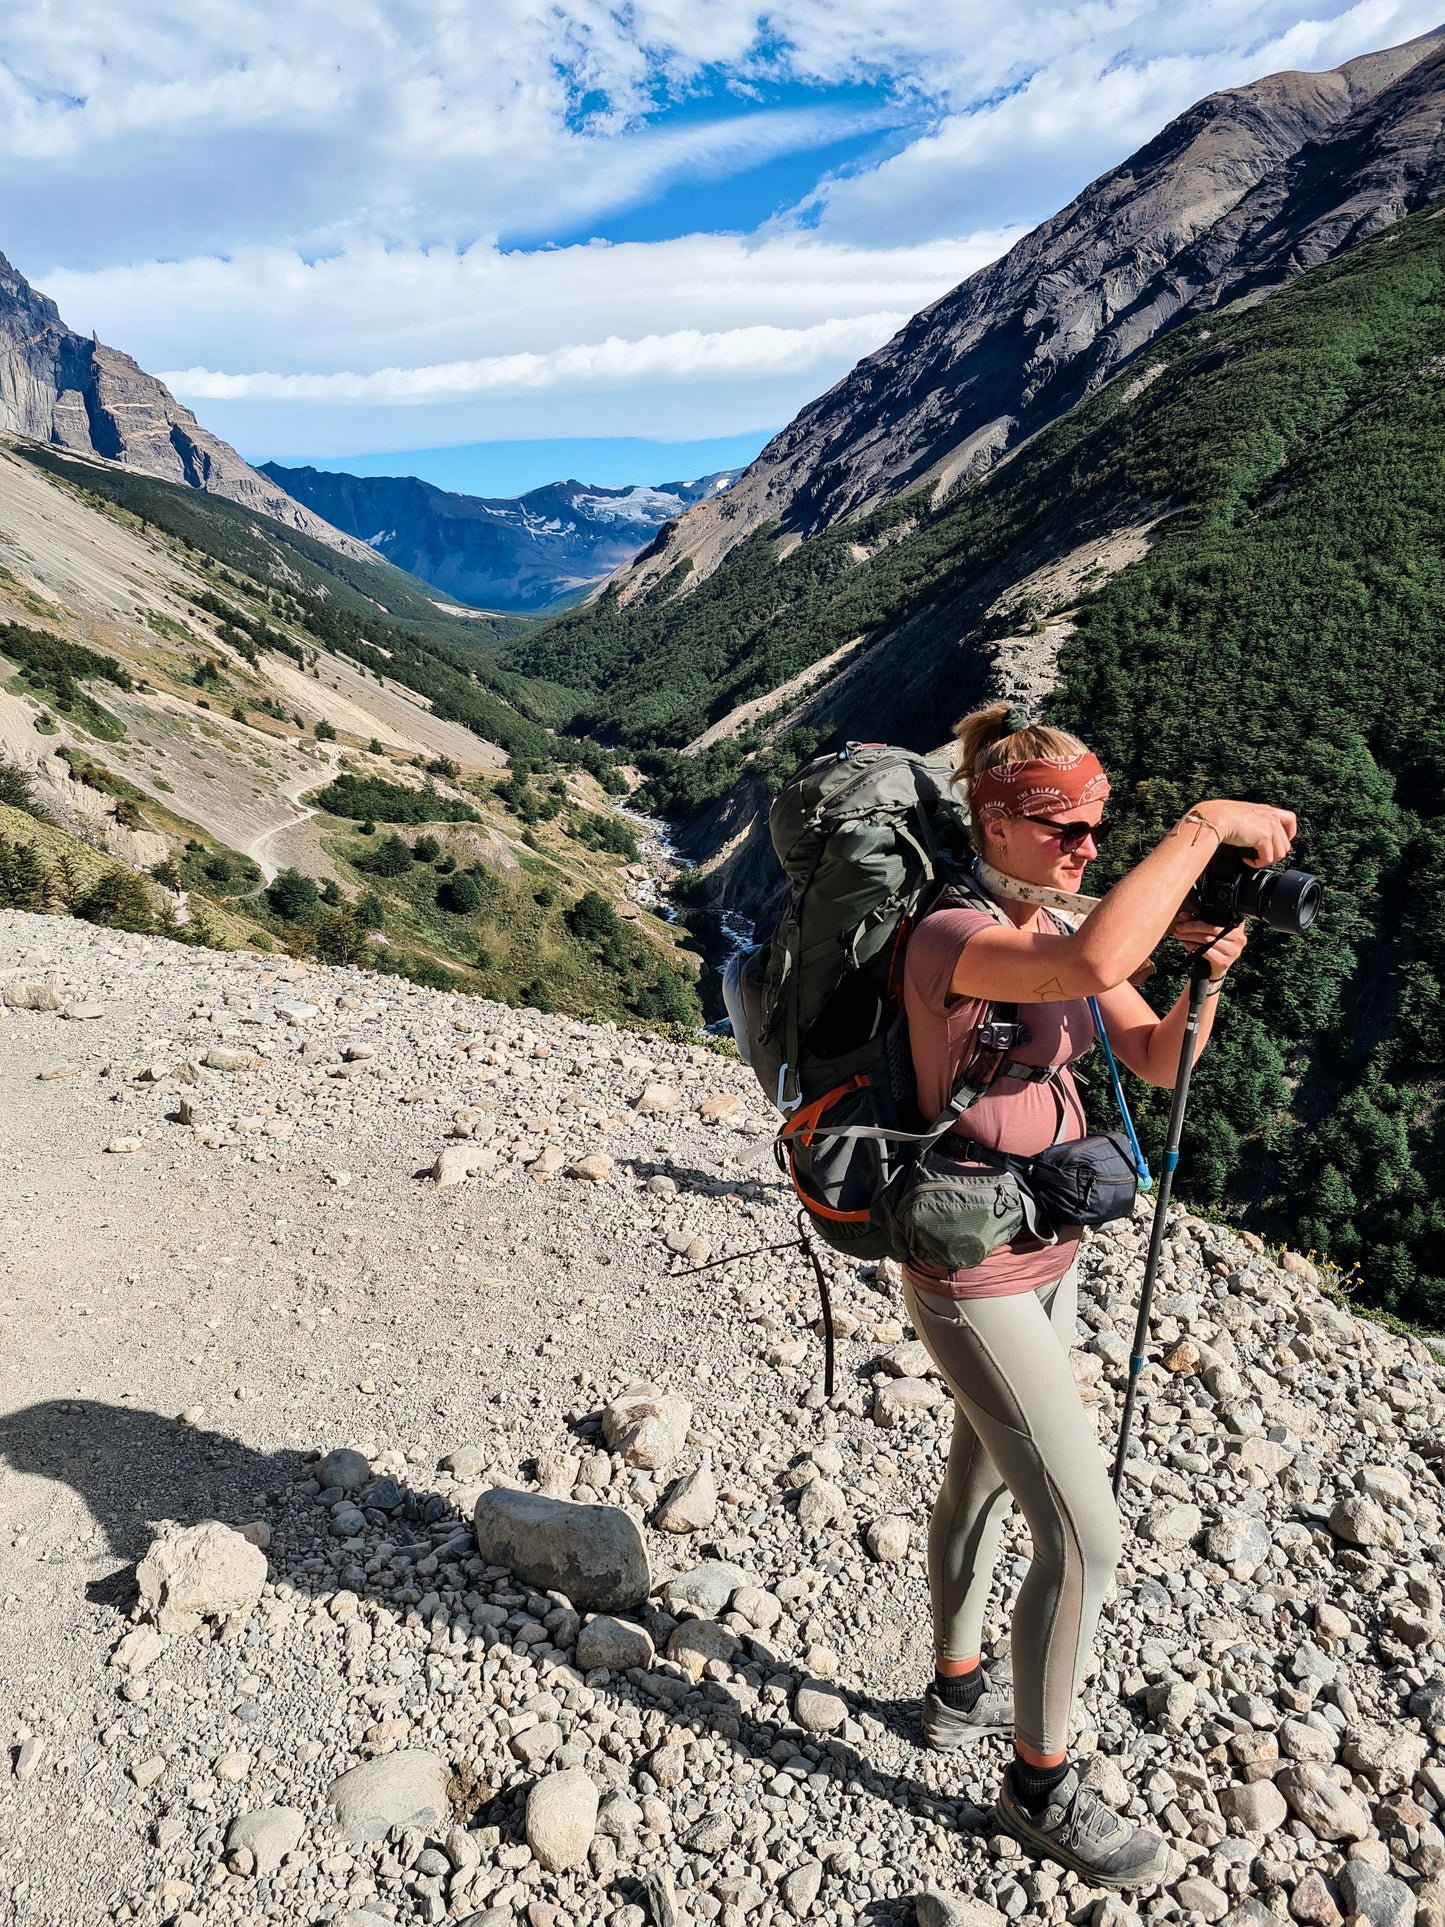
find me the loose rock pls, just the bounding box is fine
[653,1457,717,1533]
[601,1385,692,1470]
[135,1520,267,1634]
[326,1752,450,1844]
[474,1487,649,1611]
[526,1768,598,1872]
[575,1615,654,1672]
[224,1806,305,1877]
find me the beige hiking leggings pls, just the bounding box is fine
[902,1259,1121,1757]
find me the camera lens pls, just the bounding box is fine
[1250,867,1322,935]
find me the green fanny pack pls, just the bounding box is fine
[894,1140,1051,1271]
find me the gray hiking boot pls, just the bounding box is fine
[993,1765,1177,1889]
[921,1666,1014,1749]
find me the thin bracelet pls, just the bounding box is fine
[1202,977,1224,998]
[1179,809,1223,847]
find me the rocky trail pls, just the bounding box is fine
[2,911,1444,1927]
[244,755,340,887]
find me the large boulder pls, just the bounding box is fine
[473,1488,649,1611]
[326,1752,451,1844]
[135,1520,267,1634]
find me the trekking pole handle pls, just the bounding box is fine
[1112,952,1214,1500]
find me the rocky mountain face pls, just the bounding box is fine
[0,253,372,561]
[263,464,740,612]
[611,26,1445,604]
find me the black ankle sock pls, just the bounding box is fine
[933,1665,983,1712]
[1009,1753,1071,1814]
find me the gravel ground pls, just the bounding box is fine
[2,910,1444,1927]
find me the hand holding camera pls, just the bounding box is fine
[1186,801,1320,937]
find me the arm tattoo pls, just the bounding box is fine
[1033,977,1067,1001]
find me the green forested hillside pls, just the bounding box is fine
[1052,213,1445,1326]
[511,200,1445,1321]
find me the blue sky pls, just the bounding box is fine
[4,1,1444,497]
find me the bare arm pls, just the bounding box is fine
[1093,919,1245,1085]
[950,802,1294,1004]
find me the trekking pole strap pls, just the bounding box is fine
[1088,995,1153,1189]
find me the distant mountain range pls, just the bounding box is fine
[260,465,740,613]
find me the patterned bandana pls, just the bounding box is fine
[970,750,1110,825]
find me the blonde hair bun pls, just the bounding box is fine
[950,700,1093,839]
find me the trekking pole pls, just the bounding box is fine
[1111,951,1215,1499]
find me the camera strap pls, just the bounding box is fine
[974,857,1101,921]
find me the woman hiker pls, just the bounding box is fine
[902,701,1296,1889]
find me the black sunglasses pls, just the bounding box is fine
[1023,814,1113,854]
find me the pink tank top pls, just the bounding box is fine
[903,905,1094,1300]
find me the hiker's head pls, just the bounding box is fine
[952,702,1109,892]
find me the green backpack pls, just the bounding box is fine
[729,742,1046,1265]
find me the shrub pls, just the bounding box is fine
[313,773,478,824]
[358,818,376,836]
[567,889,623,948]
[365,834,413,877]
[314,718,337,741]
[320,878,342,905]
[204,853,232,882]
[631,969,698,1026]
[73,866,154,932]
[0,833,50,909]
[412,834,441,863]
[0,756,37,811]
[438,872,482,915]
[356,891,385,929]
[314,907,369,964]
[519,977,555,1013]
[266,868,320,920]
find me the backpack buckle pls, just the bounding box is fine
[977,1020,1031,1052]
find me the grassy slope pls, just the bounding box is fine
[511,200,1445,1319]
[14,444,531,650]
[0,453,695,1026]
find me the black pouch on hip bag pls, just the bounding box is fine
[1010,1130,1139,1231]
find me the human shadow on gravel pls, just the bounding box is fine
[4,1399,981,1856]
[0,1399,308,1606]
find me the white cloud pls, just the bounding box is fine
[45,231,1007,373]
[5,0,1442,457]
[162,314,914,405]
[805,0,1445,244]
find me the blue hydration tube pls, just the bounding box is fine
[1088,996,1153,1190]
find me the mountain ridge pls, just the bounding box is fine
[601,24,1445,607]
[0,252,373,564]
[263,462,739,612]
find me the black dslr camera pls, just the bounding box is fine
[1187,846,1321,936]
